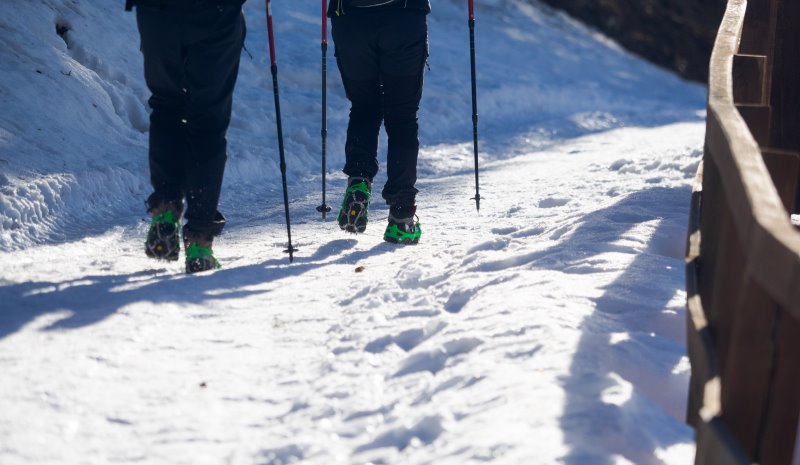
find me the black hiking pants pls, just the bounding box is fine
[136,0,245,240]
[331,9,428,208]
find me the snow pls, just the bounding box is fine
[0,0,706,463]
[796,426,800,465]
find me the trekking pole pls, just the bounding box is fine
[266,0,298,262]
[316,0,332,218]
[468,0,481,211]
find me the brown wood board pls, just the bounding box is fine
[733,54,767,105]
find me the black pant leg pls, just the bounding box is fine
[379,11,428,207]
[136,6,188,211]
[331,15,382,181]
[180,4,245,240]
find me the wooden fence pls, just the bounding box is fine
[686,0,800,464]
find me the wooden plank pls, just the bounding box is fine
[793,419,800,465]
[736,104,772,146]
[708,203,742,374]
[746,216,800,322]
[796,178,800,215]
[698,152,725,313]
[790,250,800,309]
[733,54,768,105]
[685,292,704,426]
[686,161,704,261]
[758,310,800,465]
[686,284,717,427]
[769,0,800,151]
[704,109,759,257]
[720,277,777,459]
[761,149,800,212]
[686,162,708,427]
[739,0,776,56]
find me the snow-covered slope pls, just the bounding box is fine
[0,0,700,250]
[0,0,706,464]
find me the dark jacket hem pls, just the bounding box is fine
[327,0,431,18]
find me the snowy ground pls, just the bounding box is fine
[0,0,706,464]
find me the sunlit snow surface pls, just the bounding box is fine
[0,0,705,463]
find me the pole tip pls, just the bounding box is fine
[471,195,482,211]
[283,247,299,262]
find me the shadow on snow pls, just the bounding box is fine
[469,186,694,464]
[547,187,693,465]
[0,238,393,341]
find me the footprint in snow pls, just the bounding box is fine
[466,238,508,255]
[491,226,519,236]
[258,445,304,465]
[393,337,483,377]
[510,225,546,238]
[413,375,485,405]
[444,289,472,314]
[396,266,450,289]
[538,197,570,208]
[354,415,445,452]
[393,309,442,319]
[365,320,447,353]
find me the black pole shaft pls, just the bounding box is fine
[469,18,481,211]
[271,64,296,262]
[319,42,330,218]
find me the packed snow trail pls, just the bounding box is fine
[0,122,702,464]
[1,0,705,463]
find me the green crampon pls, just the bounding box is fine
[337,178,372,234]
[383,221,421,245]
[185,243,221,273]
[145,209,181,261]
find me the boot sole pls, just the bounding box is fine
[383,235,420,245]
[145,223,180,261]
[338,202,368,234]
[145,240,180,261]
[186,257,219,274]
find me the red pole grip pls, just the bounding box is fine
[468,0,474,21]
[266,0,277,66]
[322,0,328,44]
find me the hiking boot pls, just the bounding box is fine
[145,206,181,261]
[184,237,221,274]
[384,206,421,245]
[337,177,372,234]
